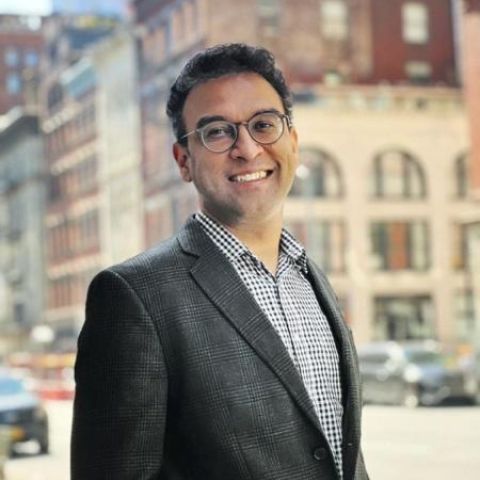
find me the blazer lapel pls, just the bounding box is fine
[177,218,322,433]
[306,260,362,479]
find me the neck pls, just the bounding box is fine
[226,217,283,275]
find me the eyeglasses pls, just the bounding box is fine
[180,111,292,153]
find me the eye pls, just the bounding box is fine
[252,119,274,132]
[250,113,280,133]
[202,122,235,141]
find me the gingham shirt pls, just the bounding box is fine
[195,212,344,478]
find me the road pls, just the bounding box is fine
[4,401,71,480]
[4,401,480,479]
[362,404,480,480]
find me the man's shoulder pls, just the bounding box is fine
[101,234,189,286]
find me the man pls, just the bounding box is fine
[71,43,369,480]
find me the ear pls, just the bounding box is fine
[173,143,192,182]
[289,126,299,155]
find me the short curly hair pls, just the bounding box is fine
[166,43,293,144]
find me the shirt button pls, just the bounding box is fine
[313,447,328,461]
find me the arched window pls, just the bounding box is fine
[290,148,343,198]
[371,149,426,199]
[454,153,469,198]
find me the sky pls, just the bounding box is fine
[0,0,51,15]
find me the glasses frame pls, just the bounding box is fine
[180,111,292,153]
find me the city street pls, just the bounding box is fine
[3,401,480,479]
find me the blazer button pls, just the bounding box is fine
[313,447,328,461]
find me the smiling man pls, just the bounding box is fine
[71,44,369,480]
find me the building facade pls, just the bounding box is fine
[41,25,142,347]
[458,0,480,353]
[0,15,43,115]
[0,109,46,353]
[287,85,473,346]
[365,0,456,85]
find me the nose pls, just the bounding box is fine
[229,124,263,161]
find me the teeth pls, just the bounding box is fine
[232,171,268,183]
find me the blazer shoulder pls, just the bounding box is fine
[104,235,191,284]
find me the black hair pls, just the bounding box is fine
[166,43,293,144]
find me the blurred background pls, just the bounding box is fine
[0,0,479,479]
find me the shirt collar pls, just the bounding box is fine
[194,212,308,274]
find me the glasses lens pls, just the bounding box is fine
[248,112,284,145]
[201,121,236,152]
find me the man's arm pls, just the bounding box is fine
[71,269,168,479]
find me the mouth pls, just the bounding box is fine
[229,170,273,183]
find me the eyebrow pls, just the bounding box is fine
[195,108,283,130]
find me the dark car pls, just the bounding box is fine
[0,371,49,455]
[461,349,480,405]
[358,341,470,407]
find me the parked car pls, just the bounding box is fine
[461,349,480,405]
[0,370,49,455]
[358,341,472,407]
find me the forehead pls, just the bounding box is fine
[182,73,284,127]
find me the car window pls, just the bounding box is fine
[405,351,441,364]
[359,352,390,365]
[0,377,25,395]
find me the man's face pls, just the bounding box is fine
[173,72,299,228]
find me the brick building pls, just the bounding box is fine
[462,0,480,196]
[459,0,480,352]
[365,0,456,85]
[0,15,43,115]
[40,16,113,347]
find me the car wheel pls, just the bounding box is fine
[403,385,420,408]
[39,437,49,455]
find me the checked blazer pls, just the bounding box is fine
[71,216,369,480]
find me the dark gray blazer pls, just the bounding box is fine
[71,217,369,480]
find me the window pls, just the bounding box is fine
[321,0,348,40]
[287,219,346,273]
[4,47,19,66]
[373,296,434,340]
[371,150,426,199]
[290,148,343,198]
[370,221,430,271]
[402,2,429,44]
[257,0,281,35]
[6,73,21,95]
[454,290,475,342]
[24,50,39,67]
[451,222,468,271]
[454,153,469,198]
[405,61,432,84]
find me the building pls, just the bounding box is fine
[0,15,43,115]
[41,27,142,347]
[364,0,456,85]
[51,0,131,19]
[93,30,143,265]
[0,108,46,353]
[288,85,473,346]
[458,0,480,353]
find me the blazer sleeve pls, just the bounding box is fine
[71,269,168,479]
